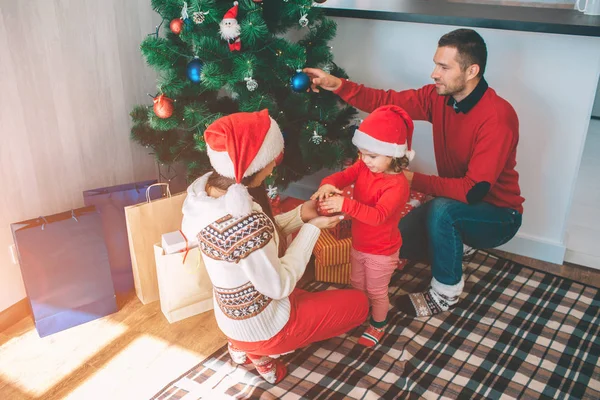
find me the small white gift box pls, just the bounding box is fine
[161,230,198,255]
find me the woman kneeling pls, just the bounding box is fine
[181,110,369,384]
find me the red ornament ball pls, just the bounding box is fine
[314,0,327,3]
[170,18,184,35]
[153,94,174,119]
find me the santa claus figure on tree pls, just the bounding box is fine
[220,2,242,51]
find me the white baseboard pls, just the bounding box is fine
[494,233,566,265]
[564,249,600,270]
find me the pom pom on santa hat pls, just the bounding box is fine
[205,109,284,217]
[352,105,416,161]
[223,2,239,21]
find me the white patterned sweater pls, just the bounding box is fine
[181,173,321,342]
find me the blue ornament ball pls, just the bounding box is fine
[184,18,194,30]
[290,71,310,93]
[187,58,203,83]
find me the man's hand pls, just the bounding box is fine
[300,200,319,223]
[303,68,343,93]
[403,170,414,186]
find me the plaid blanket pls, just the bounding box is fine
[152,252,600,400]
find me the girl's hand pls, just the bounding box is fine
[308,215,345,229]
[300,200,319,222]
[310,184,342,202]
[320,195,345,214]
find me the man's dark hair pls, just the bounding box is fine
[438,29,487,78]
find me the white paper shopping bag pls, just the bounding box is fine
[153,244,214,323]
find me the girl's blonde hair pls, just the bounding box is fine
[389,156,410,173]
[356,151,410,173]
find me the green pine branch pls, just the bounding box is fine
[132,0,358,189]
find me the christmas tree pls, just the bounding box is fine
[130,0,358,194]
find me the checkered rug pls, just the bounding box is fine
[152,252,600,399]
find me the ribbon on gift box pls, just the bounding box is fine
[179,230,191,264]
[162,229,195,264]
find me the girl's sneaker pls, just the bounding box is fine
[358,324,386,347]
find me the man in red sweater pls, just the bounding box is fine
[304,29,524,318]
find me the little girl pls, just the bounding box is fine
[312,105,414,347]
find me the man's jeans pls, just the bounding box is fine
[399,197,522,286]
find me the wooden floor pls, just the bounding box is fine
[0,256,598,400]
[0,291,227,400]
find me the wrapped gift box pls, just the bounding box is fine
[161,230,198,255]
[313,229,352,284]
[332,218,352,240]
[315,262,352,285]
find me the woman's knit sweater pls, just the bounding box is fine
[181,173,321,342]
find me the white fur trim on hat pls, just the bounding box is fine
[225,183,253,217]
[352,129,414,160]
[206,116,284,179]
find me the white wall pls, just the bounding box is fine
[290,17,600,264]
[593,78,600,118]
[0,0,160,312]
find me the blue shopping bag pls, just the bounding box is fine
[11,206,117,337]
[83,180,158,291]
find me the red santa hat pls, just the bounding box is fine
[223,1,239,21]
[352,105,415,161]
[205,109,284,217]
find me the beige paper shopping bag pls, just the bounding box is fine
[153,245,214,323]
[125,184,186,304]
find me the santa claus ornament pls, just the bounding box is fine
[220,2,241,52]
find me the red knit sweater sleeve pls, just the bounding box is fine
[412,115,518,203]
[334,79,434,122]
[320,160,361,189]
[342,178,410,227]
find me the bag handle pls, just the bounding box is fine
[146,183,171,203]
